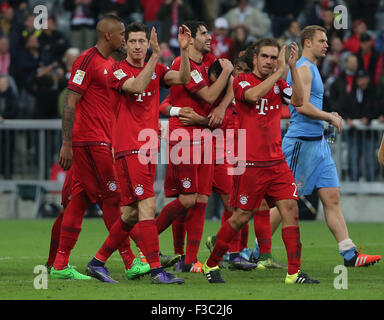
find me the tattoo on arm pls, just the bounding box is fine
[62,104,75,142]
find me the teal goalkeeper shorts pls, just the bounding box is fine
[282,136,340,196]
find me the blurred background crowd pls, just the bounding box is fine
[1,0,384,184]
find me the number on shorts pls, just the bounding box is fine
[292,182,298,197]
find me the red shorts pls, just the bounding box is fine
[72,144,120,203]
[212,163,233,195]
[230,161,298,211]
[114,153,156,206]
[164,142,214,197]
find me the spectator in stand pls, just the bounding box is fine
[39,15,70,67]
[58,48,81,117]
[377,74,384,123]
[157,0,193,56]
[202,0,220,30]
[19,13,42,45]
[232,25,250,60]
[375,26,384,54]
[356,32,383,85]
[210,17,234,61]
[322,36,346,92]
[224,0,270,42]
[0,36,10,75]
[329,53,358,110]
[64,0,98,52]
[264,0,303,38]
[343,19,371,54]
[344,0,380,30]
[140,0,165,38]
[319,6,344,41]
[0,74,18,179]
[278,20,301,47]
[99,0,139,23]
[339,69,379,182]
[17,34,40,89]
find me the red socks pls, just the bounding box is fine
[221,209,240,252]
[156,198,188,234]
[53,192,90,270]
[95,217,132,262]
[240,223,249,251]
[172,214,186,255]
[254,210,272,255]
[137,219,161,269]
[282,226,301,275]
[47,209,64,266]
[184,202,207,264]
[207,220,238,268]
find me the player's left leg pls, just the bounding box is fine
[275,199,319,284]
[137,196,184,284]
[318,187,381,267]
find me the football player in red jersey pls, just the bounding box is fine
[50,15,138,281]
[202,38,320,285]
[86,21,192,284]
[155,21,234,273]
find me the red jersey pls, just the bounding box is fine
[67,47,115,146]
[168,53,216,140]
[233,72,290,163]
[108,59,169,156]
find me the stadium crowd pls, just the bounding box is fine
[0,0,384,182]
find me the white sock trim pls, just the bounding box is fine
[338,238,356,251]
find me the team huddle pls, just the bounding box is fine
[45,15,381,285]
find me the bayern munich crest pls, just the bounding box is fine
[273,85,280,94]
[135,184,144,196]
[181,178,192,189]
[108,181,117,192]
[239,194,248,205]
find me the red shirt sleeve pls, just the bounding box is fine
[233,73,253,103]
[159,95,171,115]
[67,55,93,95]
[157,62,171,88]
[108,62,132,93]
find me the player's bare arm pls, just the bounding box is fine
[296,65,343,133]
[196,58,233,104]
[378,134,384,168]
[287,42,303,107]
[179,108,209,126]
[59,90,81,170]
[244,46,286,103]
[208,76,234,127]
[122,27,160,93]
[163,25,191,85]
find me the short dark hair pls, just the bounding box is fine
[234,53,253,71]
[99,14,124,24]
[125,22,150,41]
[208,59,223,79]
[183,20,209,38]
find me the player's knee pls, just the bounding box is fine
[258,198,269,211]
[196,194,209,204]
[121,207,138,225]
[179,193,197,209]
[229,209,251,231]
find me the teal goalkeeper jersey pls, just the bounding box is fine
[285,56,324,138]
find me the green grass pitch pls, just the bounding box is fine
[0,219,383,300]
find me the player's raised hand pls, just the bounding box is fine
[277,45,286,71]
[149,27,160,57]
[178,24,191,50]
[287,42,299,69]
[219,58,234,73]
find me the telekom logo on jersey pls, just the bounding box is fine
[136,127,247,176]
